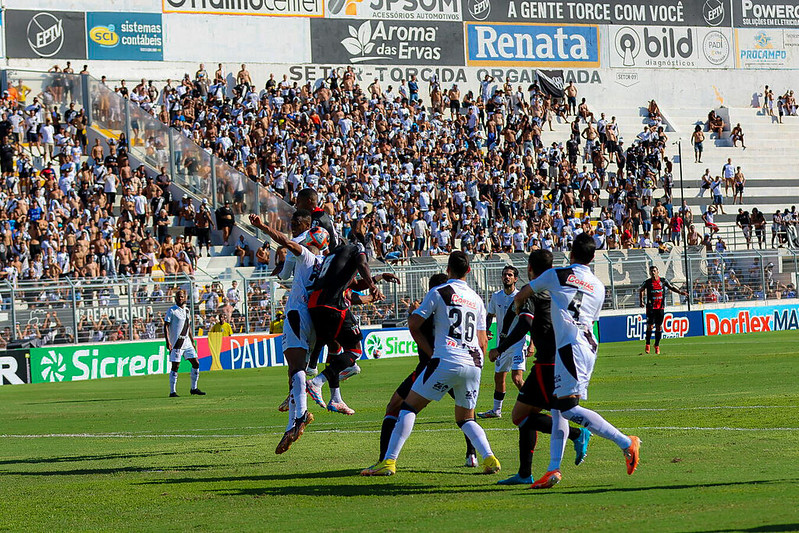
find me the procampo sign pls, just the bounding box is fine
[30,342,169,383]
[704,305,799,335]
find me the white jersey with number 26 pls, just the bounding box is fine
[413,279,487,367]
[528,264,604,350]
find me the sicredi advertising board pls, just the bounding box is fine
[5,9,87,59]
[87,12,163,61]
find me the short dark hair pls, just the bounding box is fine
[292,208,312,226]
[528,249,553,277]
[447,251,470,279]
[296,188,318,207]
[502,265,519,278]
[428,273,448,289]
[571,233,596,265]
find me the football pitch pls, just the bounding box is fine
[2,332,798,532]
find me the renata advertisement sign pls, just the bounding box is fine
[599,311,703,343]
[703,305,799,335]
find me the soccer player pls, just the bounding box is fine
[638,266,688,354]
[478,266,525,419]
[249,212,328,454]
[164,289,205,398]
[361,251,501,476]
[368,273,479,469]
[494,250,591,485]
[514,233,640,489]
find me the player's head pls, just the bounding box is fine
[501,265,519,288]
[295,188,318,211]
[649,265,659,279]
[527,249,553,280]
[570,233,596,265]
[447,250,470,280]
[428,272,448,289]
[290,209,312,237]
[303,226,330,254]
[174,289,186,306]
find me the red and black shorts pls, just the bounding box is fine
[517,363,555,410]
[309,305,362,350]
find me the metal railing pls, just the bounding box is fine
[2,248,797,348]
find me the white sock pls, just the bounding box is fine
[547,409,570,472]
[493,399,503,412]
[460,420,493,459]
[169,371,177,394]
[330,387,343,404]
[190,368,199,389]
[291,371,307,420]
[286,391,296,432]
[562,405,632,449]
[385,409,417,461]
[311,374,328,388]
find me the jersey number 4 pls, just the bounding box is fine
[567,291,584,320]
[448,308,476,343]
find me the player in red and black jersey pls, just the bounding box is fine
[492,250,591,485]
[638,265,687,354]
[368,273,478,467]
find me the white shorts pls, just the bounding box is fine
[282,307,315,352]
[553,337,597,400]
[495,345,526,373]
[411,359,481,409]
[169,345,198,363]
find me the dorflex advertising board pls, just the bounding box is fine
[327,0,460,21]
[599,311,703,343]
[311,19,464,64]
[462,0,729,27]
[162,0,324,17]
[704,305,799,336]
[465,23,599,67]
[5,9,86,60]
[30,342,171,384]
[608,26,734,68]
[87,12,163,61]
[734,0,799,27]
[0,350,30,386]
[735,27,799,68]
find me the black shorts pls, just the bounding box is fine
[309,305,363,350]
[395,360,428,399]
[517,363,555,410]
[196,227,211,246]
[646,308,665,327]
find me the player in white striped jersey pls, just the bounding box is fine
[250,211,328,455]
[514,233,640,488]
[478,265,526,419]
[362,251,501,476]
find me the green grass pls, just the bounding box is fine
[2,332,799,532]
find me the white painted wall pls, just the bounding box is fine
[4,0,160,11]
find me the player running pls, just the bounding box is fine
[362,251,501,476]
[514,233,640,489]
[478,266,526,419]
[164,289,205,398]
[638,266,687,354]
[249,211,328,454]
[367,273,479,469]
[494,250,591,485]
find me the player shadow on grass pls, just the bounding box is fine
[557,478,793,495]
[5,464,215,476]
[0,450,190,466]
[211,482,503,498]
[138,469,368,485]
[700,524,799,533]
[23,398,129,405]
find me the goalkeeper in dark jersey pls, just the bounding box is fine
[638,265,687,354]
[493,250,591,486]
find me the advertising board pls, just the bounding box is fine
[465,23,599,67]
[362,327,418,359]
[735,27,799,68]
[0,350,30,385]
[200,332,285,370]
[29,342,172,383]
[733,0,799,27]
[608,25,734,68]
[5,9,87,60]
[703,305,799,335]
[599,310,704,343]
[311,18,464,64]
[162,0,324,17]
[87,12,163,61]
[327,0,460,21]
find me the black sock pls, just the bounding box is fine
[465,434,476,457]
[518,417,537,478]
[379,415,397,462]
[494,390,506,402]
[655,328,663,347]
[645,328,652,345]
[530,412,581,441]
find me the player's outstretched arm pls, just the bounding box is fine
[409,313,433,357]
[248,214,303,256]
[513,285,534,314]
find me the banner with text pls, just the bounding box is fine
[311,18,464,64]
[327,0,461,20]
[162,0,324,17]
[735,27,799,68]
[0,349,30,386]
[599,310,704,343]
[733,0,799,27]
[465,23,599,67]
[608,25,734,69]
[461,0,729,27]
[704,305,799,336]
[5,9,87,60]
[87,12,163,61]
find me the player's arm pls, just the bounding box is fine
[513,284,534,314]
[349,272,400,290]
[163,312,171,351]
[408,313,433,359]
[490,311,533,362]
[249,214,303,256]
[665,279,688,296]
[638,281,647,306]
[485,313,495,340]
